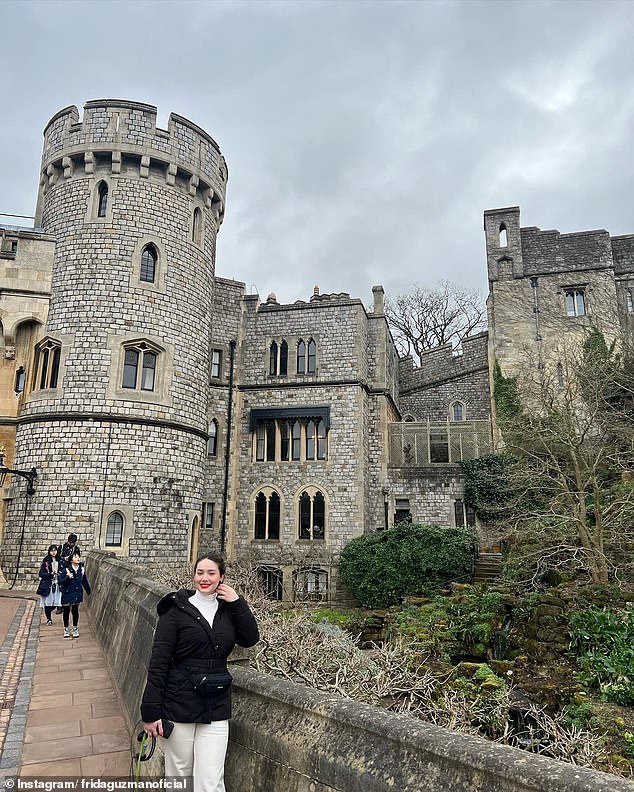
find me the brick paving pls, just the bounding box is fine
[0,591,131,781]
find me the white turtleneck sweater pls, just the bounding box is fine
[189,590,219,628]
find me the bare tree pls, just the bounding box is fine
[385,280,486,365]
[489,330,634,585]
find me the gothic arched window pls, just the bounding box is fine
[97,181,108,218]
[140,244,157,283]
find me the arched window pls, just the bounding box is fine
[106,511,124,547]
[307,339,316,373]
[297,340,306,374]
[254,489,280,541]
[122,342,159,392]
[269,341,278,375]
[499,223,507,247]
[451,402,465,421]
[33,339,61,390]
[140,244,157,283]
[208,419,218,456]
[280,341,288,375]
[192,207,202,244]
[298,489,325,541]
[97,182,108,218]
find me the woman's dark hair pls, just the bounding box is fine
[47,544,57,555]
[68,533,78,543]
[194,552,225,576]
[71,548,81,560]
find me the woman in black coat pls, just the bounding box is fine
[59,548,91,638]
[141,552,259,792]
[37,544,62,625]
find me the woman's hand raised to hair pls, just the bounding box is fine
[216,583,239,602]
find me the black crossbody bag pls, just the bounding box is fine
[175,612,233,696]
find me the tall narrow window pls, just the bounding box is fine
[627,289,633,313]
[106,511,124,547]
[454,499,465,528]
[141,352,156,390]
[255,423,265,462]
[208,420,218,456]
[266,421,276,462]
[280,341,288,375]
[204,502,214,531]
[122,342,159,392]
[291,421,301,461]
[297,340,306,374]
[97,182,108,218]
[499,223,507,247]
[192,207,202,244]
[317,419,327,460]
[140,244,157,283]
[565,288,586,317]
[306,420,316,460]
[280,421,290,461]
[307,339,316,373]
[255,493,267,540]
[14,367,25,394]
[269,341,278,375]
[211,349,222,379]
[299,491,311,539]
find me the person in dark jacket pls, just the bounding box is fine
[37,544,62,625]
[141,552,259,792]
[59,548,91,638]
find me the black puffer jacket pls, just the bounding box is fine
[140,589,259,724]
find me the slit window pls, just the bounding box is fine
[211,349,222,379]
[208,420,218,456]
[97,182,108,218]
[627,289,633,313]
[499,224,507,247]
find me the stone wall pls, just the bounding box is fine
[85,552,632,792]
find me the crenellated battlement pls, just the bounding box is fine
[39,99,227,223]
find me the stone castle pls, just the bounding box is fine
[1,100,632,598]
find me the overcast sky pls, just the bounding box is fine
[2,0,634,306]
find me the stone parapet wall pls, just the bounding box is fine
[84,552,632,792]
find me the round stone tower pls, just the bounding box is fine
[2,100,227,580]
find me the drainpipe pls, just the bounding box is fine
[220,339,236,554]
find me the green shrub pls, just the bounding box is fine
[569,607,634,706]
[339,523,475,608]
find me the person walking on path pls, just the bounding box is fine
[36,544,62,625]
[141,552,259,792]
[55,533,80,614]
[59,548,91,638]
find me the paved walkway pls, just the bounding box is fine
[0,590,131,780]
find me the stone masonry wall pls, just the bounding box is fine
[85,552,630,792]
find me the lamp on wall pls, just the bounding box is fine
[0,452,37,496]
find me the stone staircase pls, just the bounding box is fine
[473,552,503,583]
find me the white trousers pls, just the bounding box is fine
[159,721,229,792]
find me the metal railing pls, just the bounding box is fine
[389,419,492,466]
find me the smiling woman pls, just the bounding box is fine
[141,552,259,792]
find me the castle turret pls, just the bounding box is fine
[2,100,227,579]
